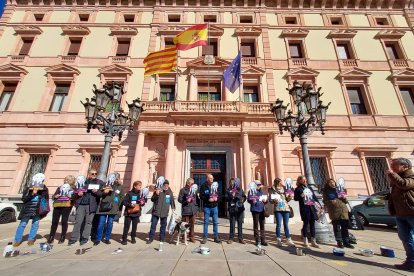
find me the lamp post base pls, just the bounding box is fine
[314,219,335,244]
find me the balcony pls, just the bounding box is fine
[341,59,358,67]
[242,57,257,65]
[9,55,27,64]
[289,58,307,67]
[60,55,77,64]
[143,101,270,114]
[110,56,130,65]
[392,59,408,67]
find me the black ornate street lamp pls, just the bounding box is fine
[81,82,144,181]
[271,80,331,192]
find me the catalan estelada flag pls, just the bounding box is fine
[143,47,177,76]
[173,24,208,51]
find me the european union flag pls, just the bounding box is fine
[0,0,5,18]
[223,52,241,93]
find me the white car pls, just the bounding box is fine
[0,202,17,224]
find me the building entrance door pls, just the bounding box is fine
[190,153,227,218]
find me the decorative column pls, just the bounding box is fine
[242,132,251,185]
[164,131,176,182]
[188,73,197,101]
[130,131,146,186]
[272,132,284,180]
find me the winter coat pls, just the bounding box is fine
[123,188,147,218]
[96,184,124,215]
[74,178,104,213]
[294,184,320,221]
[225,185,246,214]
[19,186,49,220]
[247,189,266,213]
[199,182,221,208]
[178,186,199,216]
[268,186,292,212]
[388,169,414,217]
[323,186,349,221]
[151,188,176,218]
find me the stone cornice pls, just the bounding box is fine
[280,29,309,38]
[61,25,91,36]
[110,26,138,36]
[327,29,358,39]
[13,25,42,36]
[375,30,406,39]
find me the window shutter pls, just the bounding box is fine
[400,88,414,115]
[116,40,130,56]
[19,39,33,56]
[289,43,302,58]
[386,44,399,59]
[68,39,81,55]
[347,88,362,104]
[241,42,255,57]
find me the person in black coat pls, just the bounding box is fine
[294,175,320,248]
[121,180,147,245]
[199,174,221,244]
[178,178,199,243]
[14,173,49,247]
[225,178,246,244]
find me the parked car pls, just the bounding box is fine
[352,191,396,227]
[0,202,17,224]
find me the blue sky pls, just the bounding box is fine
[0,0,5,18]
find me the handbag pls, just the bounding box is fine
[289,205,294,218]
[264,201,273,217]
[99,201,113,212]
[38,197,50,218]
[127,204,141,214]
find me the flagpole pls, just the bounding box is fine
[239,50,243,104]
[207,22,210,103]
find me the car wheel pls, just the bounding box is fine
[0,210,13,224]
[357,213,369,226]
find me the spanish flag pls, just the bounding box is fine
[173,24,208,51]
[143,47,177,76]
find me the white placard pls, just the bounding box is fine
[87,184,100,190]
[259,195,267,202]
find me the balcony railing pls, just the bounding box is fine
[143,101,270,114]
[290,58,307,66]
[60,55,77,63]
[242,57,257,65]
[341,59,358,67]
[111,56,128,63]
[10,55,26,63]
[392,59,408,67]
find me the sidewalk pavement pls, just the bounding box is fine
[0,219,412,276]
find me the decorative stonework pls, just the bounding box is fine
[389,68,414,82]
[0,64,28,78]
[99,64,132,77]
[280,29,309,38]
[234,27,262,37]
[110,26,138,36]
[375,30,406,39]
[45,64,80,78]
[61,25,91,36]
[13,25,43,35]
[328,29,358,39]
[337,67,372,81]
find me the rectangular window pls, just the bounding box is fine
[202,41,218,56]
[0,82,17,112]
[385,43,400,60]
[239,15,253,23]
[19,38,33,56]
[240,41,256,57]
[160,85,175,101]
[79,14,90,22]
[330,17,343,25]
[124,14,135,22]
[243,86,259,102]
[19,154,49,193]
[289,43,303,58]
[67,38,82,56]
[366,157,390,193]
[49,83,70,112]
[198,83,221,101]
[347,87,367,114]
[34,14,44,22]
[375,17,389,26]
[285,17,297,25]
[168,15,181,22]
[399,87,414,115]
[88,154,102,172]
[204,15,217,23]
[164,38,175,48]
[337,43,351,59]
[116,39,130,56]
[310,157,329,191]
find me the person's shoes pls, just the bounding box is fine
[102,239,111,245]
[276,238,283,247]
[214,237,221,243]
[337,241,344,248]
[311,238,320,248]
[201,238,207,244]
[303,237,309,248]
[68,240,77,246]
[239,239,246,244]
[121,240,127,245]
[261,241,268,246]
[395,261,414,271]
[286,238,295,247]
[131,238,136,244]
[27,240,35,246]
[47,235,55,244]
[343,242,354,249]
[13,241,22,247]
[80,239,88,246]
[58,235,66,244]
[227,239,233,244]
[93,241,100,246]
[146,239,153,244]
[190,237,196,243]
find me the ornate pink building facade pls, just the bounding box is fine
[0,0,414,215]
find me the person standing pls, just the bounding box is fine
[48,175,76,244]
[269,178,295,247]
[68,170,103,246]
[147,179,176,244]
[199,174,221,244]
[386,158,414,271]
[323,179,354,249]
[121,180,147,245]
[294,175,320,248]
[178,178,198,243]
[14,173,49,247]
[248,180,268,246]
[94,172,124,245]
[226,178,246,244]
[86,169,103,243]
